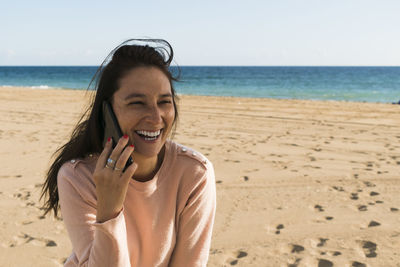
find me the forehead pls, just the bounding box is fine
[115,66,172,99]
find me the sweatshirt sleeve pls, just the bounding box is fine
[57,162,131,267]
[169,162,217,267]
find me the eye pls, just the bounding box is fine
[159,100,172,104]
[128,101,144,105]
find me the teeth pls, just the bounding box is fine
[136,129,161,137]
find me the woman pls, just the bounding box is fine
[41,39,216,266]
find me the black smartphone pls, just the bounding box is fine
[102,101,133,170]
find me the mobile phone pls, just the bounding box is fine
[102,101,133,170]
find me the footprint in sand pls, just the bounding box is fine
[210,248,223,256]
[46,240,57,247]
[13,190,31,201]
[8,233,57,248]
[368,221,381,227]
[227,250,248,265]
[358,205,368,211]
[328,251,341,256]
[314,205,324,212]
[224,159,240,163]
[290,244,305,253]
[236,251,247,258]
[350,193,359,200]
[363,181,376,187]
[0,174,22,179]
[351,261,366,267]
[332,186,345,192]
[15,221,34,226]
[13,188,36,207]
[287,258,302,267]
[275,224,284,234]
[317,238,328,247]
[25,201,35,207]
[317,259,333,267]
[359,240,377,258]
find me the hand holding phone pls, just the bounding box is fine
[102,101,134,170]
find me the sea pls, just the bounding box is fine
[0,66,399,103]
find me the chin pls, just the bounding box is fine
[129,128,170,159]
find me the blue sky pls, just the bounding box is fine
[1,0,399,66]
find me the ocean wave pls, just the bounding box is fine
[0,85,57,90]
[31,85,52,89]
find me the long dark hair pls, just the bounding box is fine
[41,39,180,217]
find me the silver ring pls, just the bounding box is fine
[107,158,116,166]
[105,164,113,169]
[114,167,123,171]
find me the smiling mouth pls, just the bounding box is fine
[135,129,163,141]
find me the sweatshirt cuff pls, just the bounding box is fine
[91,208,130,265]
[93,208,126,241]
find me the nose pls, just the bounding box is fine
[145,105,162,124]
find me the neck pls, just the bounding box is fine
[131,147,165,182]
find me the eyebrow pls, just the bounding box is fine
[124,93,172,100]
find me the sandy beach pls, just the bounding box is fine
[0,86,399,267]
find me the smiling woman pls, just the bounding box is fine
[40,39,216,267]
[113,67,175,169]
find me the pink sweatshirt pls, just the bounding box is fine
[57,140,216,267]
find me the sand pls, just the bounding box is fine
[0,86,399,267]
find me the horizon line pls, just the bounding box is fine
[1,65,400,67]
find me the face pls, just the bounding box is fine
[111,66,175,159]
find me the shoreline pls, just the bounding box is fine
[1,85,399,105]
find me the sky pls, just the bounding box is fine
[1,0,399,66]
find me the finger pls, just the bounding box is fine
[108,135,130,165]
[114,144,135,172]
[120,161,138,183]
[95,137,113,170]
